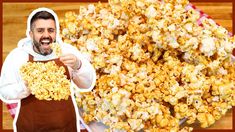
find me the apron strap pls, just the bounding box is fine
[28,54,34,62]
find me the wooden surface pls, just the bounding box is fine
[2,2,233,130]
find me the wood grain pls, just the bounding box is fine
[2,2,233,130]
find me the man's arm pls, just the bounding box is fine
[0,49,30,103]
[60,43,96,92]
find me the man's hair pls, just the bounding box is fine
[30,11,55,31]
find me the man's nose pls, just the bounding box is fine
[43,30,50,37]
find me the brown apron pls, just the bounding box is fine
[16,54,77,132]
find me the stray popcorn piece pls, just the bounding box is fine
[128,119,144,131]
[200,37,216,57]
[197,113,215,128]
[20,61,71,101]
[59,0,235,131]
[51,42,62,57]
[179,127,193,132]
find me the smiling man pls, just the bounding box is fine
[0,8,96,132]
[30,12,56,55]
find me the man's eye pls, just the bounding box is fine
[48,29,55,33]
[37,29,44,33]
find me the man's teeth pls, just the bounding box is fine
[41,40,51,45]
[41,40,50,43]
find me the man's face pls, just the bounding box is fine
[30,19,56,56]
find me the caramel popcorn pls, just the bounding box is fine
[51,42,62,57]
[20,61,71,101]
[60,0,235,131]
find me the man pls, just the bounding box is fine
[0,8,96,132]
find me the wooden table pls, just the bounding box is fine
[2,1,234,131]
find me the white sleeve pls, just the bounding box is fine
[62,43,96,92]
[0,48,30,103]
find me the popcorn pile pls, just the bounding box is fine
[60,0,235,131]
[20,49,71,101]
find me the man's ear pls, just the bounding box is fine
[29,31,33,38]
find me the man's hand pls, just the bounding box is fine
[59,54,81,70]
[24,80,29,87]
[23,80,32,93]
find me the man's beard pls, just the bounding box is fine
[33,36,54,56]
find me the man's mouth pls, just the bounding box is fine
[41,39,51,45]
